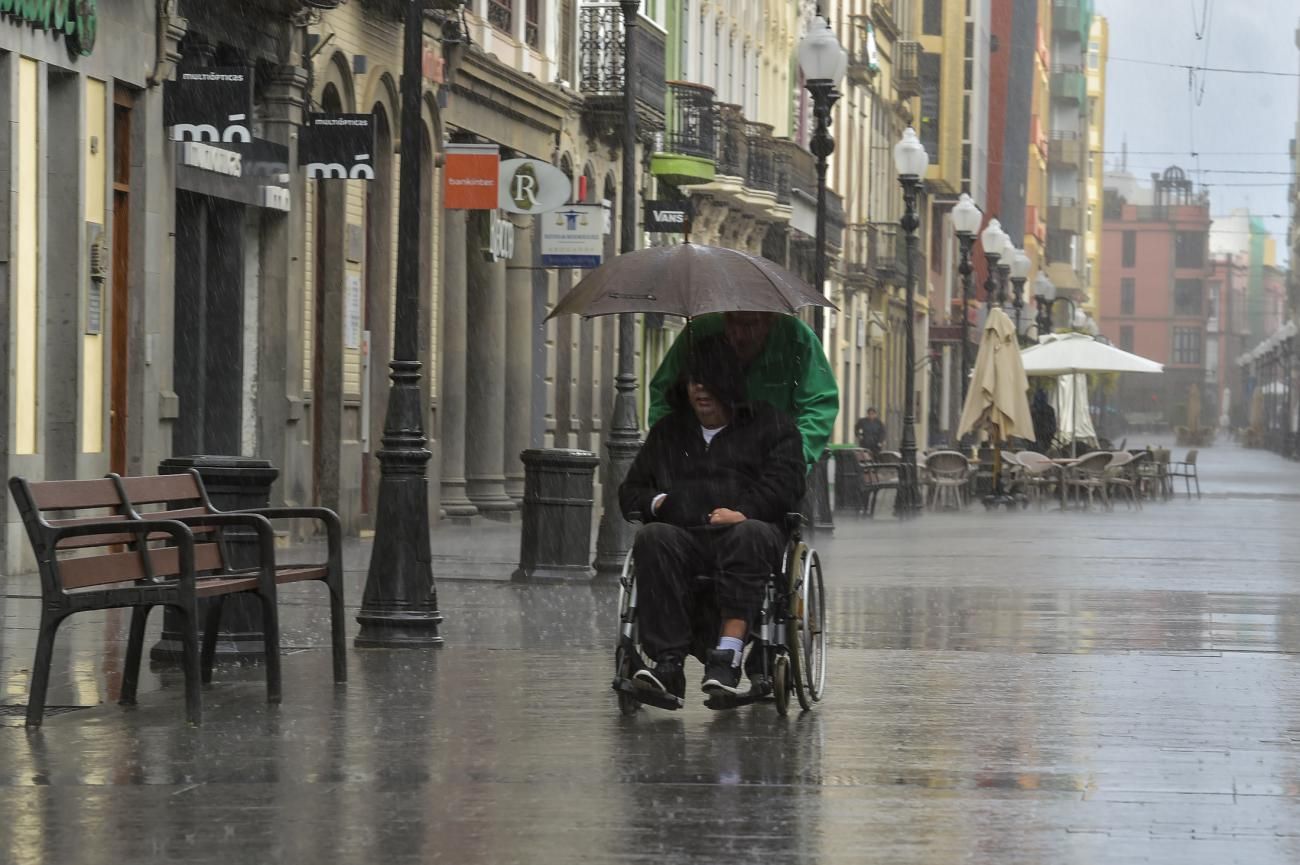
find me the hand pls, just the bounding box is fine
[707,508,746,526]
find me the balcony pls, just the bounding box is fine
[1050,64,1085,104]
[1048,130,1084,167]
[774,137,815,207]
[1051,0,1090,39]
[651,81,718,186]
[578,4,667,132]
[1048,196,1082,233]
[895,41,921,98]
[716,103,746,178]
[844,224,879,287]
[745,122,779,194]
[875,224,905,279]
[845,15,879,86]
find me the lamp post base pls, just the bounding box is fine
[355,609,446,648]
[593,436,641,575]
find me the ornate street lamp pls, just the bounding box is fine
[593,0,644,574]
[1009,248,1032,343]
[1033,272,1056,338]
[980,218,1008,309]
[951,193,982,402]
[893,126,928,518]
[356,0,443,646]
[798,15,847,340]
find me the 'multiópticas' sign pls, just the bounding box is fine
[1,0,98,57]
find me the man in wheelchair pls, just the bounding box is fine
[619,335,806,702]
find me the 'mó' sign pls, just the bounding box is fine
[1,0,98,56]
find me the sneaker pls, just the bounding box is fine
[701,649,743,695]
[634,655,685,700]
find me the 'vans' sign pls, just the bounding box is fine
[300,113,376,181]
[166,68,253,144]
[644,200,692,234]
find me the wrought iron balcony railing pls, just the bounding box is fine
[578,3,667,119]
[662,81,718,161]
[896,41,921,98]
[745,122,778,193]
[716,104,747,177]
[844,223,879,283]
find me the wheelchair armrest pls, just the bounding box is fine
[783,513,805,534]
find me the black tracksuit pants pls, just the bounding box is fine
[632,520,786,661]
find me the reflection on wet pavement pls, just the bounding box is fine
[2,441,1300,864]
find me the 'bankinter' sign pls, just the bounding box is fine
[1,0,98,57]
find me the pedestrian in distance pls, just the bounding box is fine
[620,335,806,702]
[647,312,839,472]
[854,406,886,457]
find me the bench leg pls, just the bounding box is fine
[26,611,64,728]
[200,597,225,685]
[257,591,282,704]
[120,605,152,705]
[170,601,202,726]
[327,573,347,684]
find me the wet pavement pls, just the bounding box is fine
[3,437,1300,864]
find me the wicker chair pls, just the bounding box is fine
[1103,450,1141,510]
[1063,451,1114,510]
[1015,451,1062,510]
[1166,449,1201,499]
[924,450,971,510]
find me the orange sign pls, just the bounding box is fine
[444,143,499,210]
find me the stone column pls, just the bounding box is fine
[503,217,534,502]
[465,211,516,515]
[439,210,477,517]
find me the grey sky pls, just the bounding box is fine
[1095,0,1298,260]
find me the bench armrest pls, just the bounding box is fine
[166,513,279,590]
[48,519,198,592]
[222,506,342,561]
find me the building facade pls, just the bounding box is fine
[1044,0,1090,303]
[1081,14,1106,319]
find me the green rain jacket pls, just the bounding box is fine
[647,314,840,469]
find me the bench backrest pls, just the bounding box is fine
[114,472,226,574]
[7,477,178,594]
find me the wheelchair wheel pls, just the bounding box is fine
[786,542,813,712]
[773,653,791,717]
[802,549,827,702]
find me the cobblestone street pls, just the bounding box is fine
[3,438,1300,864]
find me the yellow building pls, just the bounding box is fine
[1024,0,1051,274]
[1082,16,1108,319]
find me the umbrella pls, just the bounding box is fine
[1021,332,1164,376]
[546,242,837,320]
[958,308,1033,503]
[1051,373,1097,452]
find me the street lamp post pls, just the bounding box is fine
[1033,272,1056,337]
[893,127,928,518]
[593,0,643,574]
[952,193,982,403]
[1009,249,1031,344]
[356,0,442,647]
[798,16,847,341]
[980,218,1006,309]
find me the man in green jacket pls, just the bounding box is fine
[648,312,840,469]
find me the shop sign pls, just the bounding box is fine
[481,210,516,262]
[444,143,500,210]
[541,205,603,269]
[301,113,375,181]
[644,200,692,233]
[498,158,570,215]
[166,67,253,143]
[181,142,242,177]
[1,0,97,57]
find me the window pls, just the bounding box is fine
[1174,279,1203,316]
[919,52,941,157]
[1119,325,1134,353]
[1088,42,1100,69]
[1173,328,1203,365]
[1121,278,1135,314]
[1175,231,1205,268]
[525,0,539,47]
[1122,230,1136,267]
[923,0,943,35]
[487,0,512,34]
[1207,282,1220,321]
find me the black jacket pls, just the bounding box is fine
[620,401,806,527]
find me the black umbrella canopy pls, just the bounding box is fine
[546,243,837,320]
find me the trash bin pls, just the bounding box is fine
[801,450,834,537]
[514,448,600,582]
[150,456,280,661]
[832,448,866,513]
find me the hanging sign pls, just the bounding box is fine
[1,0,97,56]
[541,205,603,269]
[498,158,571,215]
[165,67,253,143]
[480,210,516,262]
[444,143,500,209]
[644,200,692,233]
[301,113,376,181]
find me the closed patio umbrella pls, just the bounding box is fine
[958,308,1033,506]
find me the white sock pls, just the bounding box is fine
[717,636,744,666]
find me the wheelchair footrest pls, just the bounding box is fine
[703,677,771,711]
[612,676,684,711]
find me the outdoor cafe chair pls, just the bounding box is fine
[924,451,970,511]
[1063,451,1114,511]
[1166,449,1201,500]
[1102,450,1141,510]
[1012,451,1061,510]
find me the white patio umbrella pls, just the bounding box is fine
[1020,332,1164,376]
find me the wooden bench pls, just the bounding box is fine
[113,471,347,685]
[8,476,281,727]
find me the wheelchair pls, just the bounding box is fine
[611,514,826,716]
